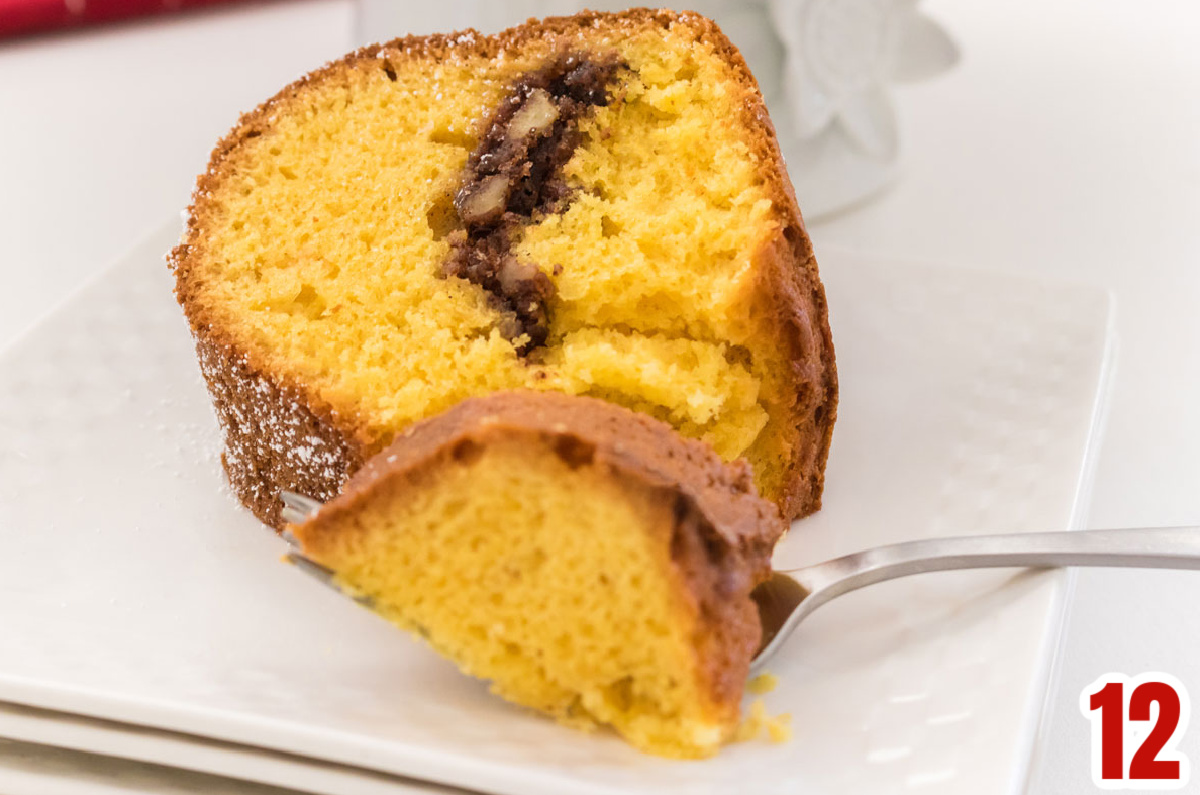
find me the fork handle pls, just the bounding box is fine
[790,525,1200,604]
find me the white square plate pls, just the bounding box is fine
[0,701,444,795]
[0,221,1112,795]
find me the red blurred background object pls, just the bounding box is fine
[0,0,251,39]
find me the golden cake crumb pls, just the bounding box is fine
[734,699,793,744]
[746,672,779,695]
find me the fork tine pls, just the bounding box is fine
[277,492,374,608]
[285,550,336,582]
[280,490,323,519]
[280,505,315,527]
[285,552,374,608]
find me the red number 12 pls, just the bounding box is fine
[1083,673,1190,789]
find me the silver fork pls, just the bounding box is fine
[278,492,1200,673]
[278,491,373,607]
[749,525,1200,673]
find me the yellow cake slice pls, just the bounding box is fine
[172,9,837,527]
[289,391,785,758]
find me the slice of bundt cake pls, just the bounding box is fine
[172,9,837,528]
[288,391,785,758]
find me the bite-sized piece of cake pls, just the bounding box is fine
[289,391,785,758]
[172,9,837,528]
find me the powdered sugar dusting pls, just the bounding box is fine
[195,336,361,527]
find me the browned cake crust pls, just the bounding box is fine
[297,390,786,710]
[171,9,837,528]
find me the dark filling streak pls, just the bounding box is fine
[440,53,623,354]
